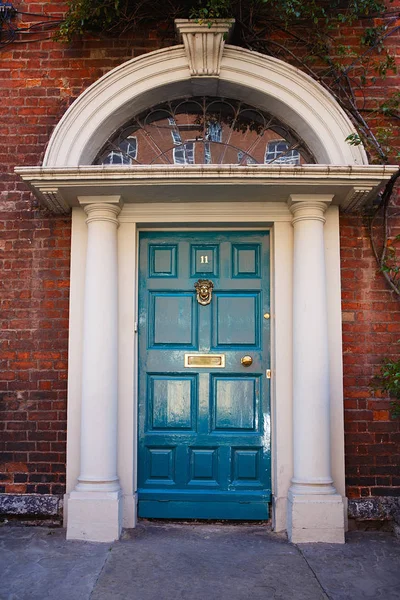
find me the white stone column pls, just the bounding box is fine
[287,194,345,544]
[67,197,123,542]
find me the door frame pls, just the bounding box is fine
[63,199,346,536]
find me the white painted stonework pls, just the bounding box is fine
[16,27,398,543]
[67,198,123,541]
[175,19,234,76]
[40,43,368,168]
[289,196,345,542]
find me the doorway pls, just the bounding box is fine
[137,230,271,519]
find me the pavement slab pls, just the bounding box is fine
[1,523,399,600]
[91,523,327,600]
[298,531,400,600]
[0,526,110,600]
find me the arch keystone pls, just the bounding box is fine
[175,18,235,76]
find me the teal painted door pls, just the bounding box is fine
[138,231,271,519]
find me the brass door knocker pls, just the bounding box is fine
[195,279,214,306]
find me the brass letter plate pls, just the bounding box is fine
[184,354,225,368]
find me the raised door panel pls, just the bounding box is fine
[145,447,176,485]
[149,244,178,277]
[148,375,197,431]
[213,293,260,348]
[232,244,261,278]
[149,293,197,348]
[188,448,218,486]
[190,244,219,277]
[211,375,260,432]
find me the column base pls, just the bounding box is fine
[67,489,122,542]
[287,490,345,543]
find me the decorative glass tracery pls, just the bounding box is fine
[94,97,314,166]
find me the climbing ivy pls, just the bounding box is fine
[57,0,400,415]
[374,360,400,418]
[58,0,399,159]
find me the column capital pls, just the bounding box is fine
[288,194,333,225]
[78,196,123,226]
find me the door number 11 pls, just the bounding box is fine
[200,255,209,264]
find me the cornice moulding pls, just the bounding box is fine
[16,164,398,183]
[15,164,398,215]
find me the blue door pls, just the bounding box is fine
[138,231,271,519]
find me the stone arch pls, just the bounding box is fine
[44,44,367,167]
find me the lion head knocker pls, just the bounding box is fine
[195,279,214,306]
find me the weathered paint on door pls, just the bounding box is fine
[138,231,271,519]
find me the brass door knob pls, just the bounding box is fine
[241,355,253,367]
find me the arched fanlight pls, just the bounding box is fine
[94,97,315,166]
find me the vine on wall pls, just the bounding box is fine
[57,1,400,158]
[58,0,400,416]
[59,1,400,268]
[5,0,400,413]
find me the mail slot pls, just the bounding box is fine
[184,353,225,368]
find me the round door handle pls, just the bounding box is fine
[241,355,253,367]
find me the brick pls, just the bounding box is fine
[371,488,400,497]
[5,462,28,473]
[373,410,391,421]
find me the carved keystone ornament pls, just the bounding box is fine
[175,19,235,77]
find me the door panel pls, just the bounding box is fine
[150,293,197,347]
[214,293,260,346]
[138,231,271,520]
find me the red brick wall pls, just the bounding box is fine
[0,1,399,503]
[341,213,400,499]
[335,2,400,501]
[0,3,174,497]
[0,207,70,495]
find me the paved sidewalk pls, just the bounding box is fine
[0,522,399,600]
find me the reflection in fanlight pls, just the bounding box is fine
[94,97,315,166]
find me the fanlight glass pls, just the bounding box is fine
[94,97,315,166]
